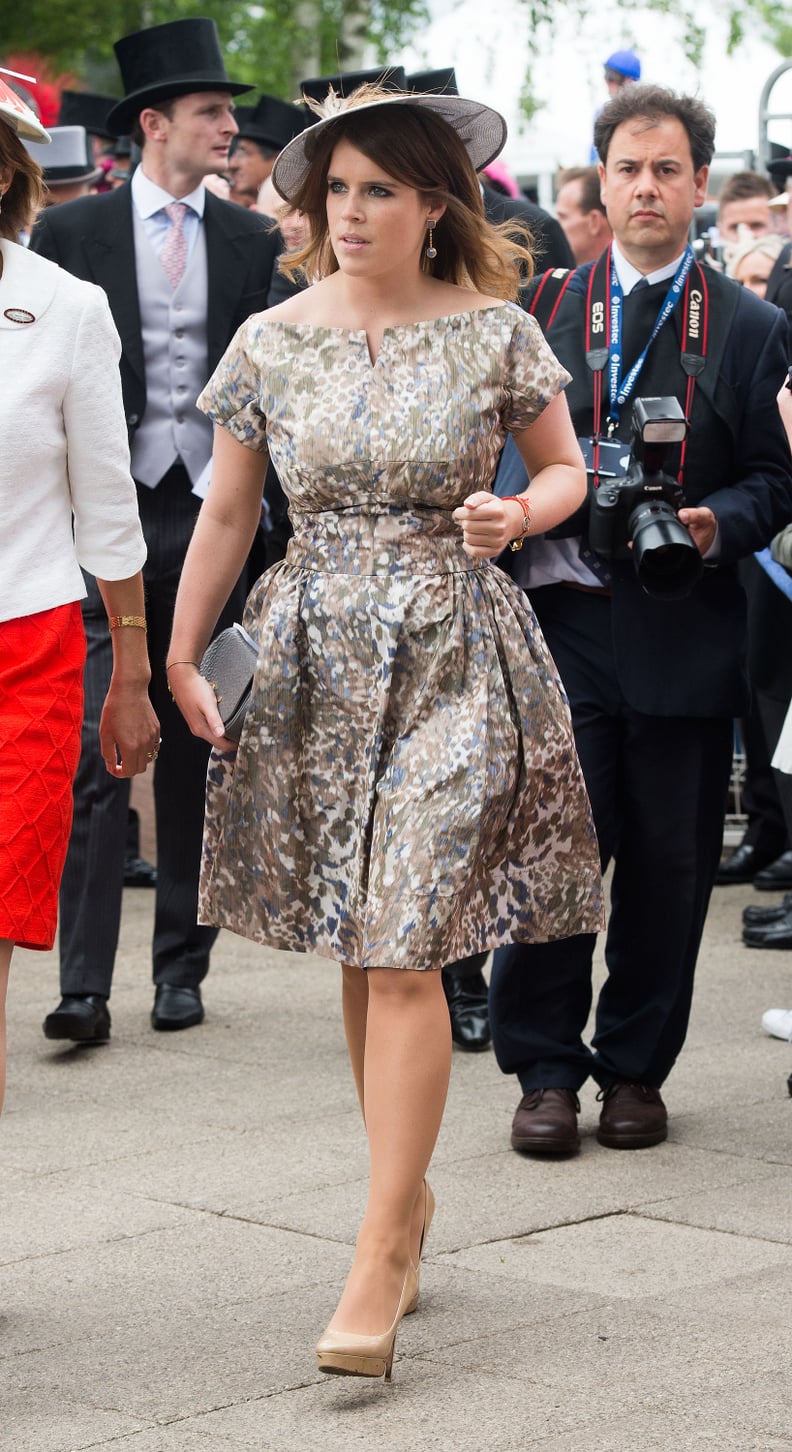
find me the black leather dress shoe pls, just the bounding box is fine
[151,985,204,1031]
[43,995,111,1043]
[123,852,157,888]
[753,850,792,892]
[442,969,491,1051]
[715,841,780,885]
[743,910,792,949]
[743,892,792,927]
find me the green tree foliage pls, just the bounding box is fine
[514,0,792,120]
[0,0,429,98]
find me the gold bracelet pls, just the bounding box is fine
[166,660,200,699]
[503,494,532,552]
[109,615,147,631]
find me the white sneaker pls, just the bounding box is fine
[761,1008,792,1041]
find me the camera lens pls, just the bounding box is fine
[628,499,703,599]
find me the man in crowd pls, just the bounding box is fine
[555,166,613,266]
[489,84,792,1153]
[717,170,776,243]
[31,18,280,1041]
[226,94,307,207]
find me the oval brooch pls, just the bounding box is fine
[4,307,36,324]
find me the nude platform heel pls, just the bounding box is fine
[404,1179,435,1315]
[316,1261,419,1381]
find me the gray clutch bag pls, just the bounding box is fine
[200,624,259,743]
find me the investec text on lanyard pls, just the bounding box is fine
[606,244,695,436]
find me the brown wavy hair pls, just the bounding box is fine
[0,119,44,241]
[280,87,534,299]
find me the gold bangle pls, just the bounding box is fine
[109,615,147,631]
[166,660,200,699]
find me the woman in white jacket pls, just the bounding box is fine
[0,75,159,1113]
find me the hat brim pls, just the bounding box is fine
[45,166,104,186]
[272,93,507,203]
[106,79,252,137]
[0,96,50,144]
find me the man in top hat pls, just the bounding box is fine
[227,94,307,208]
[31,18,281,1042]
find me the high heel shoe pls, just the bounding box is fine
[316,1261,419,1381]
[404,1179,435,1315]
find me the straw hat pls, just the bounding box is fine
[273,85,507,203]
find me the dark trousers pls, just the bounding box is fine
[58,464,244,997]
[489,585,734,1091]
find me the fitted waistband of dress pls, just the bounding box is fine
[286,505,482,576]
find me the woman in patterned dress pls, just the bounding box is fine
[168,86,603,1380]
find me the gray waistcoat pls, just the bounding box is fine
[131,210,213,489]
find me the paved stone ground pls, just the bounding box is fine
[2,863,792,1451]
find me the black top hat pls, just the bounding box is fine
[299,66,407,106]
[235,94,308,151]
[407,68,459,96]
[768,152,792,183]
[58,91,116,140]
[106,18,252,136]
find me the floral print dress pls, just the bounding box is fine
[196,302,603,969]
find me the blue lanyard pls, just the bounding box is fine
[606,246,695,431]
[755,547,792,603]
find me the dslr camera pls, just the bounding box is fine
[588,397,703,599]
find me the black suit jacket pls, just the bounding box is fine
[523,258,792,717]
[481,185,574,273]
[30,184,280,439]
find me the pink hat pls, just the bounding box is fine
[481,158,521,198]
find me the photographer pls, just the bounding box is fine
[489,84,792,1155]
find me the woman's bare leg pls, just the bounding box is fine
[0,940,13,1117]
[330,966,452,1335]
[341,962,368,1117]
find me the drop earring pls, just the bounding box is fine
[425,220,437,260]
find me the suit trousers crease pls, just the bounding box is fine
[59,464,244,997]
[489,585,734,1092]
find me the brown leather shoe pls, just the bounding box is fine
[510,1088,581,1155]
[597,1082,667,1149]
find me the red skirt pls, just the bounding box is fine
[0,603,86,950]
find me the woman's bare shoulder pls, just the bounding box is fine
[263,279,336,327]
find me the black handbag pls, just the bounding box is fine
[200,624,259,743]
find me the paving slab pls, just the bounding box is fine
[2,879,792,1452]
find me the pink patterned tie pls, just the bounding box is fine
[160,201,189,288]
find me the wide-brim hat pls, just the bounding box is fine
[299,67,407,105]
[235,93,309,151]
[27,126,103,185]
[273,86,507,203]
[58,90,116,140]
[106,18,252,136]
[0,73,50,144]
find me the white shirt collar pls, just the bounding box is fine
[611,240,687,293]
[131,166,206,220]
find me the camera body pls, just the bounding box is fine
[588,397,703,599]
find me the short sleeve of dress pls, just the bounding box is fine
[501,308,572,435]
[197,317,269,453]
